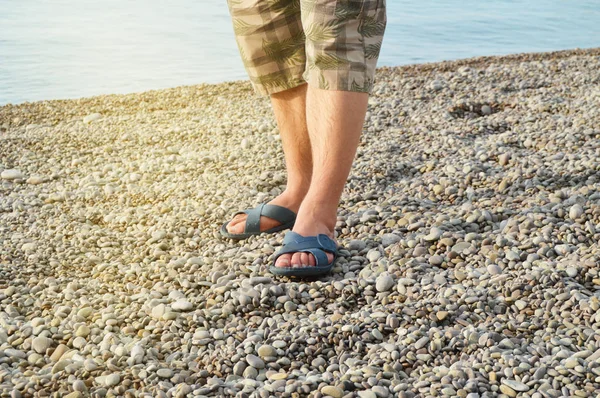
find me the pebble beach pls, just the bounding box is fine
[1,47,600,397]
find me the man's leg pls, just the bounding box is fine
[275,87,368,268]
[226,84,313,234]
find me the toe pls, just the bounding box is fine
[326,252,334,264]
[300,252,310,267]
[308,254,316,267]
[291,252,303,267]
[275,254,291,268]
[226,214,246,234]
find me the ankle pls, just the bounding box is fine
[296,199,338,232]
[279,187,309,204]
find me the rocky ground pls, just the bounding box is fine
[1,47,600,398]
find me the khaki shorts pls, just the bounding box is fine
[227,0,387,96]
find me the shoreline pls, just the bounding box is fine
[1,46,599,112]
[1,47,600,396]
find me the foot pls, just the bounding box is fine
[226,191,302,234]
[274,204,337,268]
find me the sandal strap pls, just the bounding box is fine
[275,232,337,268]
[239,204,297,234]
[243,203,265,233]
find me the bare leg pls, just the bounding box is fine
[275,86,369,268]
[227,84,313,234]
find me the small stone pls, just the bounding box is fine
[502,379,529,392]
[50,344,69,362]
[425,227,443,241]
[499,385,517,397]
[84,358,98,372]
[436,311,449,321]
[101,373,120,387]
[284,301,297,312]
[171,300,193,311]
[21,242,36,252]
[427,255,442,265]
[348,240,366,251]
[257,345,277,358]
[498,153,510,166]
[83,113,102,123]
[321,386,344,398]
[430,80,444,91]
[157,368,173,378]
[381,233,401,247]
[246,354,265,369]
[75,325,90,338]
[367,249,381,262]
[454,270,466,281]
[415,336,429,349]
[73,380,87,392]
[372,386,390,398]
[569,204,584,220]
[565,357,578,369]
[515,300,526,310]
[233,362,246,376]
[1,169,25,180]
[243,366,258,379]
[241,138,250,149]
[32,336,52,354]
[77,307,93,318]
[481,105,492,115]
[451,242,471,253]
[566,267,578,277]
[487,264,502,275]
[26,175,44,185]
[357,390,379,398]
[65,392,83,398]
[376,273,394,292]
[151,304,166,319]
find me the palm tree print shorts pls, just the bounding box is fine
[226,0,387,96]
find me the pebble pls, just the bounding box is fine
[171,300,193,311]
[157,368,173,378]
[367,249,381,262]
[376,273,394,292]
[358,391,378,398]
[1,169,25,180]
[75,325,90,337]
[321,386,344,398]
[487,264,502,275]
[429,255,443,265]
[348,240,367,251]
[31,336,52,354]
[83,113,102,123]
[502,379,529,392]
[569,204,584,220]
[99,373,120,387]
[498,153,510,165]
[246,354,265,369]
[257,344,277,358]
[381,233,401,247]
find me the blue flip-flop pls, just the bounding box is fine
[220,203,296,240]
[270,231,338,277]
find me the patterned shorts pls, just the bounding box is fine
[226,0,387,96]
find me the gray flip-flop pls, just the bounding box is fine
[220,203,296,240]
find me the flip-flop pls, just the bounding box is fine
[220,203,296,240]
[270,231,338,277]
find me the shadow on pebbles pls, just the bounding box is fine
[1,48,600,397]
